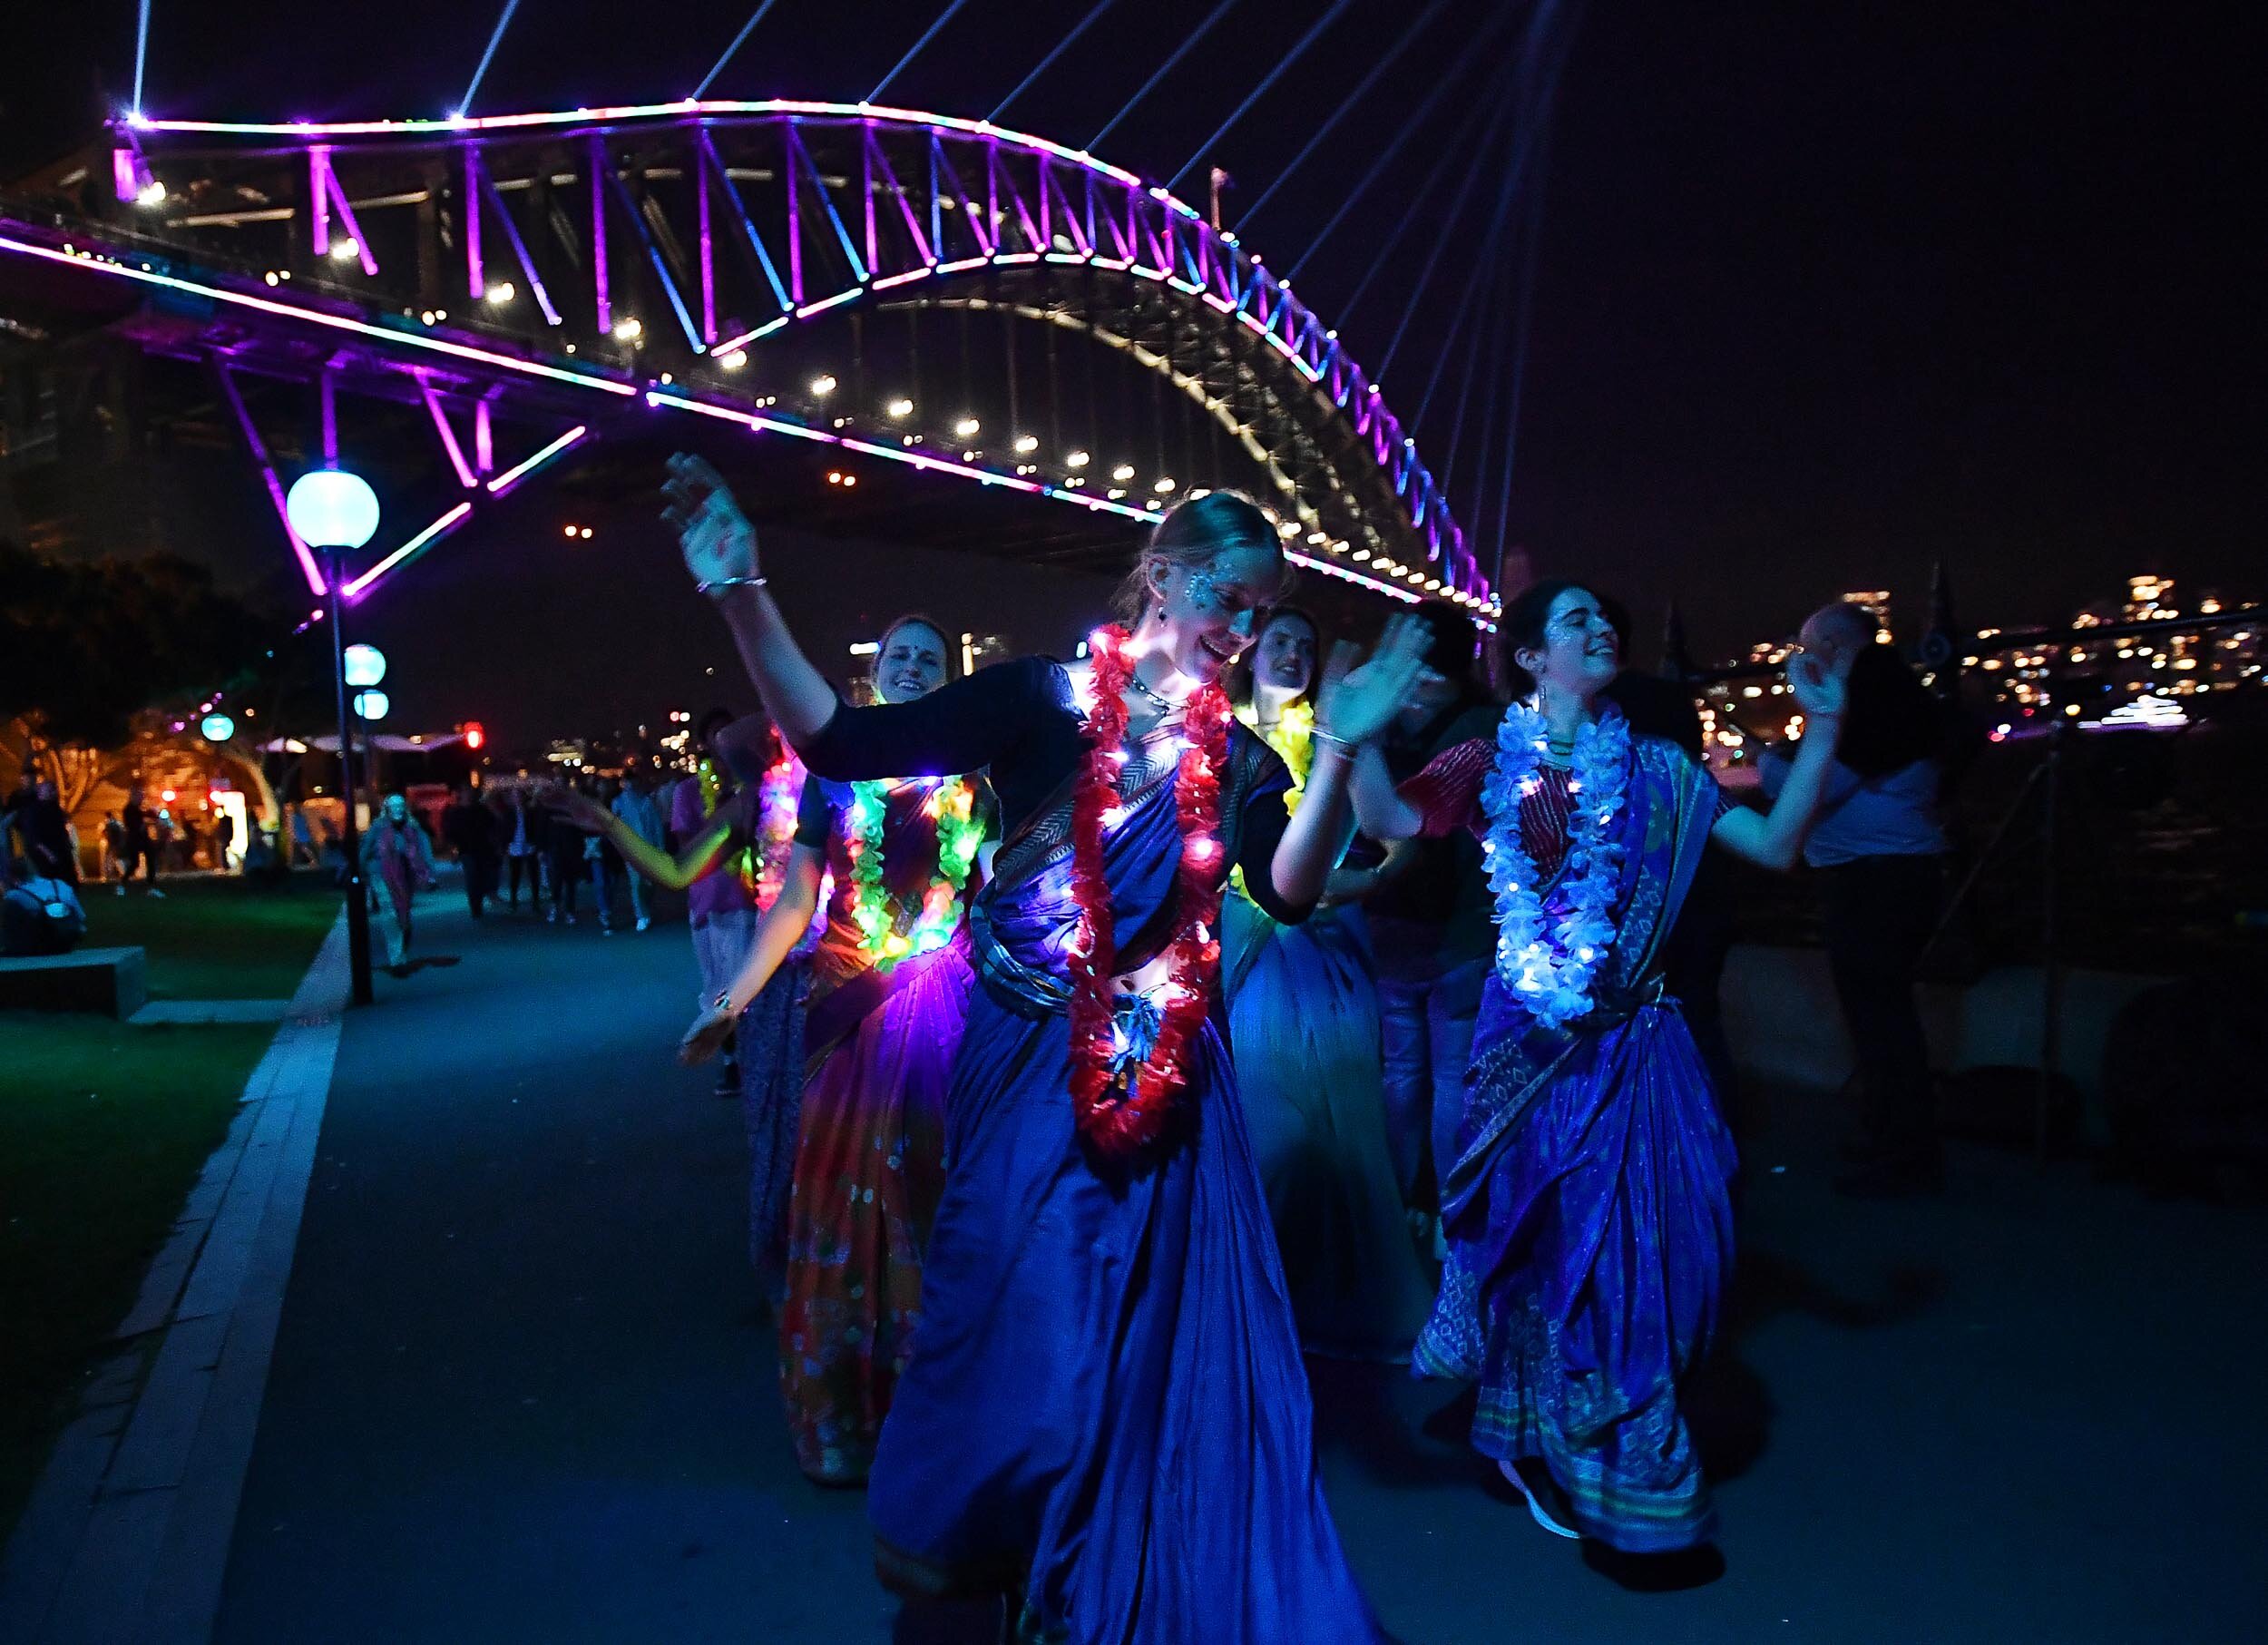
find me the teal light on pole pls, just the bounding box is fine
[200,712,236,741]
[342,643,388,688]
[352,689,390,721]
[285,468,381,551]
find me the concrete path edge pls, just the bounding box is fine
[0,913,350,1644]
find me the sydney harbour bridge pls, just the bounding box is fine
[0,3,1574,632]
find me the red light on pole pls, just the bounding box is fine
[463,721,486,750]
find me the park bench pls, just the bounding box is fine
[0,945,148,1018]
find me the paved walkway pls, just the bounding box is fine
[75,889,2268,1640]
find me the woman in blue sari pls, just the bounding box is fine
[1354,580,1849,1589]
[664,455,1432,1642]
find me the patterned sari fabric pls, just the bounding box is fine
[777,778,982,1485]
[1221,894,1434,1362]
[1410,720,1735,1552]
[1222,704,1432,1361]
[737,960,807,1299]
[723,756,823,1304]
[866,691,1386,1643]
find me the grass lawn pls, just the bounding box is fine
[87,871,342,999]
[0,1013,281,1536]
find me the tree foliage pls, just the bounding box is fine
[1,542,279,808]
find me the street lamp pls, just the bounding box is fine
[343,643,387,688]
[287,468,382,1005]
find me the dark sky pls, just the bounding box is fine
[4,1,2257,742]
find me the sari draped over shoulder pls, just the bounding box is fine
[1413,730,1736,1554]
[868,713,1386,1644]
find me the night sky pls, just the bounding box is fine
[3,1,2256,746]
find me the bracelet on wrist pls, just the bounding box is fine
[711,988,738,1015]
[1311,727,1357,756]
[698,574,767,597]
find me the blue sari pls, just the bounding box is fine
[1413,727,1735,1553]
[867,714,1386,1643]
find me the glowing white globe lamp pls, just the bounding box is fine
[285,469,381,551]
[342,643,387,688]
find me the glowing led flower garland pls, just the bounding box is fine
[841,775,984,970]
[753,751,806,911]
[1235,697,1315,802]
[1067,625,1232,1158]
[1478,700,1632,1028]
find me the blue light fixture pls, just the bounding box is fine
[342,643,388,688]
[286,468,381,551]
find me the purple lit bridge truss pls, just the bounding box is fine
[2,102,1499,622]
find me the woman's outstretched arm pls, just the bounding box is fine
[678,844,826,1065]
[1711,651,1851,871]
[666,452,1029,781]
[543,782,738,891]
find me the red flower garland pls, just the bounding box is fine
[1067,625,1234,1158]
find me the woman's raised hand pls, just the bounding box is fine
[1315,613,1439,748]
[662,452,761,594]
[1787,646,1853,721]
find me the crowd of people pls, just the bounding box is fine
[305,452,1961,1640]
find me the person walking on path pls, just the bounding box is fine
[361,791,438,971]
[546,785,588,925]
[443,784,502,918]
[610,772,668,932]
[119,786,163,896]
[582,787,626,935]
[215,809,239,873]
[501,786,542,911]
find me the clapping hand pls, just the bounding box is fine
[661,452,761,594]
[1787,647,1853,721]
[1314,613,1439,749]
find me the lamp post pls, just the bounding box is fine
[287,470,382,1005]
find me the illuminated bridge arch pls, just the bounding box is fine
[5,101,1498,620]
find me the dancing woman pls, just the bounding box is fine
[666,454,1429,1642]
[1224,608,1433,1359]
[671,614,993,1485]
[1353,580,1849,1583]
[554,720,818,1297]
